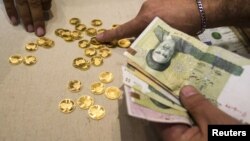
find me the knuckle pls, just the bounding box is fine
[28,0,42,8]
[16,0,27,5]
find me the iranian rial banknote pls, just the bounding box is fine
[124,17,250,124]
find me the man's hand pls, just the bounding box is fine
[154,85,240,141]
[3,0,52,36]
[96,0,201,42]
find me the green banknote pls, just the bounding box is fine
[124,17,250,103]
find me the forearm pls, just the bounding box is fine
[203,0,250,28]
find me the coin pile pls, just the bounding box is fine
[59,71,122,120]
[9,37,54,66]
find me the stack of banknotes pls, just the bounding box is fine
[122,17,250,125]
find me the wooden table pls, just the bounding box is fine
[0,0,159,141]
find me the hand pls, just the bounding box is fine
[3,0,52,36]
[96,0,201,42]
[154,85,240,141]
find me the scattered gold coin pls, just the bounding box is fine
[23,55,37,65]
[68,80,82,92]
[91,19,102,27]
[71,30,82,40]
[90,37,100,45]
[104,86,121,100]
[75,24,86,31]
[69,18,80,25]
[91,82,105,95]
[59,99,76,113]
[99,47,111,58]
[85,47,96,57]
[55,28,64,37]
[86,28,97,37]
[91,56,103,66]
[25,42,38,51]
[78,40,90,48]
[97,28,106,34]
[99,72,114,83]
[9,55,23,65]
[88,105,105,120]
[77,95,94,110]
[118,39,131,48]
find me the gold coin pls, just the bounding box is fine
[91,82,105,95]
[85,47,96,57]
[68,80,82,92]
[78,40,90,48]
[86,28,97,37]
[63,36,74,42]
[73,57,90,71]
[91,56,103,66]
[88,105,105,120]
[97,28,106,34]
[104,86,121,100]
[90,37,100,45]
[61,29,71,37]
[91,19,102,27]
[25,42,38,51]
[59,99,75,113]
[99,47,111,58]
[37,37,47,46]
[71,30,82,40]
[69,18,80,25]
[44,40,55,48]
[75,24,86,31]
[77,95,94,110]
[55,28,64,37]
[9,55,23,65]
[99,72,114,83]
[91,44,102,49]
[118,39,131,48]
[23,55,37,65]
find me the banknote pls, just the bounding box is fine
[124,85,192,124]
[122,66,185,111]
[124,17,250,123]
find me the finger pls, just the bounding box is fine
[16,0,34,32]
[41,0,52,10]
[3,0,19,25]
[28,0,45,37]
[180,86,239,128]
[96,17,146,42]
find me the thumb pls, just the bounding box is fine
[180,85,239,128]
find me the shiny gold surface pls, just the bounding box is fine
[77,95,94,110]
[75,24,87,31]
[23,55,37,65]
[91,19,103,27]
[71,30,82,40]
[86,28,97,37]
[25,42,38,51]
[9,55,23,65]
[69,18,80,25]
[78,40,90,48]
[104,86,121,100]
[118,39,131,48]
[99,47,111,58]
[68,80,82,92]
[91,56,103,66]
[85,47,97,57]
[59,99,75,113]
[91,82,105,95]
[88,105,105,120]
[90,37,101,45]
[99,72,114,83]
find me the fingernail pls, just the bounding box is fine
[10,16,18,25]
[181,86,197,97]
[96,33,104,40]
[36,27,45,36]
[27,24,34,32]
